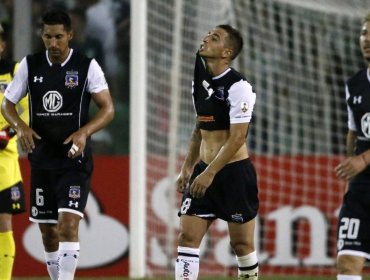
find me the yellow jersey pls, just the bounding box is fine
[0,60,29,191]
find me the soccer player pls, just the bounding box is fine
[1,9,114,280]
[0,22,28,280]
[335,11,370,280]
[175,25,259,280]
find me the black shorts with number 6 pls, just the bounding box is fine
[178,159,259,224]
[30,161,93,223]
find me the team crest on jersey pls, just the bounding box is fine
[241,101,248,112]
[214,87,225,100]
[10,186,21,201]
[65,71,78,89]
[69,186,81,199]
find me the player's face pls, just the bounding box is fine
[360,21,370,62]
[199,27,231,60]
[42,24,73,63]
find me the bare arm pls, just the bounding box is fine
[1,97,40,153]
[190,122,249,198]
[176,121,202,193]
[206,122,248,175]
[63,89,115,158]
[335,130,368,180]
[346,130,357,156]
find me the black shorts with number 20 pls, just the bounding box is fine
[337,186,370,258]
[178,159,259,224]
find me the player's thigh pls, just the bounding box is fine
[178,215,212,247]
[337,254,365,274]
[0,213,12,231]
[228,218,256,254]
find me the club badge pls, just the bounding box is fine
[65,71,79,89]
[69,186,81,199]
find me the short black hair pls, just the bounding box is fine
[0,22,10,42]
[41,9,72,32]
[217,24,243,60]
[363,11,370,24]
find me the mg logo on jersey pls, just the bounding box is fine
[361,113,370,137]
[34,76,43,83]
[353,96,362,104]
[43,91,63,112]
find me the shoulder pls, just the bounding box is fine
[71,50,92,64]
[347,68,367,87]
[227,69,253,94]
[26,52,46,67]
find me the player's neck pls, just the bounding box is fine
[48,48,71,64]
[205,60,230,77]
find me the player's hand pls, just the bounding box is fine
[176,168,191,193]
[16,124,41,153]
[335,155,367,181]
[190,171,214,199]
[63,129,88,158]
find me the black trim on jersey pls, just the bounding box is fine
[26,51,93,169]
[192,52,246,131]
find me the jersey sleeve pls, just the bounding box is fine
[228,79,256,124]
[4,57,28,104]
[345,85,356,131]
[86,59,109,93]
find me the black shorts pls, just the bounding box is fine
[30,161,93,223]
[337,187,370,258]
[178,159,259,223]
[0,181,25,214]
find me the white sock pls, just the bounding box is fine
[337,275,362,280]
[236,251,258,279]
[45,251,59,280]
[58,242,80,280]
[175,246,200,280]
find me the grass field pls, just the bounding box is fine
[12,277,370,280]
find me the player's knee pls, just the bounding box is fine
[177,231,200,248]
[230,239,254,256]
[58,222,79,241]
[39,224,59,251]
[58,226,78,241]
